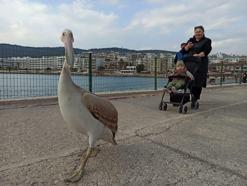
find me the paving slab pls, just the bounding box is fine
[1,137,247,186]
[0,85,247,185]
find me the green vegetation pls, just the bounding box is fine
[118,59,128,69]
[136,64,145,73]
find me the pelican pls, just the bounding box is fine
[58,29,118,182]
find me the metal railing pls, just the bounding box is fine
[208,60,247,86]
[0,52,246,100]
[0,53,166,99]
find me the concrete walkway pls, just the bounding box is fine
[0,86,247,185]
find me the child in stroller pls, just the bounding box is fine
[159,60,198,114]
[164,60,194,93]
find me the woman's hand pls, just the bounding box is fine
[185,42,193,51]
[186,71,194,80]
[193,52,205,57]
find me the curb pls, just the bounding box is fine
[0,90,162,108]
[0,84,246,108]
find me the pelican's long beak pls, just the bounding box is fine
[62,34,74,68]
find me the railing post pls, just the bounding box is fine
[165,58,168,78]
[154,57,157,90]
[220,60,223,86]
[88,52,92,92]
[233,65,237,83]
[240,63,243,84]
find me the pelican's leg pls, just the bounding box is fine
[78,147,100,162]
[65,135,100,183]
[65,147,96,182]
[85,146,100,158]
[79,148,88,161]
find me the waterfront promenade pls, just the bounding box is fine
[0,85,247,185]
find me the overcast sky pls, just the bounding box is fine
[0,0,246,55]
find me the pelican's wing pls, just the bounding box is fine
[82,93,118,132]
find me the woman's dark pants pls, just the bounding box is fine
[191,86,202,100]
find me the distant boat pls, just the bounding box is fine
[120,69,135,75]
[82,71,88,75]
[113,71,122,75]
[119,66,136,75]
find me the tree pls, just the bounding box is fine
[136,64,145,73]
[98,66,105,71]
[118,59,128,69]
[46,67,51,71]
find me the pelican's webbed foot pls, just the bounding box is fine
[64,165,85,183]
[64,147,100,183]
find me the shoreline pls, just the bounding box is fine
[0,70,166,78]
[0,71,239,79]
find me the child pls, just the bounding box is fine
[174,42,187,63]
[164,60,194,93]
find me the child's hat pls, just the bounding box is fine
[176,60,185,66]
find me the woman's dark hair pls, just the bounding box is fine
[180,42,186,47]
[194,25,204,32]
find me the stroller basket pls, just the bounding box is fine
[159,74,199,114]
[170,92,190,104]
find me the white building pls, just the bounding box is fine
[0,56,65,70]
[120,66,136,74]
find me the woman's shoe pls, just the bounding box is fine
[191,95,196,109]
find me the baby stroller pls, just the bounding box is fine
[159,61,200,114]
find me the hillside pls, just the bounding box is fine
[0,44,175,58]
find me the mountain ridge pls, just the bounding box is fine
[0,43,175,58]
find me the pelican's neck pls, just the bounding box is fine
[64,40,74,67]
[59,60,73,88]
[63,60,71,74]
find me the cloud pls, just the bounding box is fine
[0,0,246,54]
[126,4,190,31]
[125,0,247,54]
[98,0,121,5]
[144,0,169,4]
[0,0,119,48]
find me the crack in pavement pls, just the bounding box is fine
[133,100,247,181]
[1,96,247,182]
[0,134,137,173]
[172,169,203,186]
[0,148,80,172]
[137,135,247,181]
[135,99,247,138]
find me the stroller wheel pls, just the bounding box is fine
[159,102,163,110]
[163,103,168,111]
[178,105,183,113]
[183,106,188,114]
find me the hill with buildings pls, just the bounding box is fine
[0,44,86,58]
[0,44,175,58]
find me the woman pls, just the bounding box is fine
[181,25,212,107]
